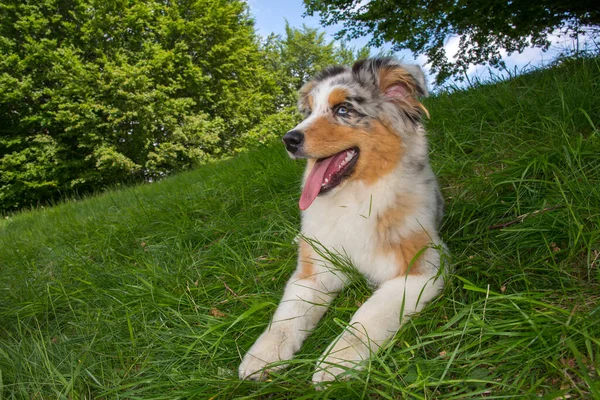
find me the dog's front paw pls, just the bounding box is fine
[312,339,367,385]
[239,332,295,380]
[312,364,346,385]
[239,352,284,380]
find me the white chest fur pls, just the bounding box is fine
[300,177,404,285]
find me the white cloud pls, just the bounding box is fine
[432,29,592,87]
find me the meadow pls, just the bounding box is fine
[1,57,599,399]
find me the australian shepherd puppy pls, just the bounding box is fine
[239,57,446,384]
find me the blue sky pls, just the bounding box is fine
[246,0,414,63]
[247,0,323,39]
[246,0,578,86]
[246,0,383,52]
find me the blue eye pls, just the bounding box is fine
[336,106,349,116]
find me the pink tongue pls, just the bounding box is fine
[299,156,336,210]
[300,149,355,210]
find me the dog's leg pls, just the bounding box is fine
[239,259,345,380]
[312,273,443,384]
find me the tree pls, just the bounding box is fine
[303,0,600,83]
[0,0,279,212]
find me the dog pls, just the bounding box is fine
[239,57,446,384]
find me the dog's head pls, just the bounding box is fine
[283,57,429,210]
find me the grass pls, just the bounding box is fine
[1,56,599,399]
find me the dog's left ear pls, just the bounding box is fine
[354,58,429,118]
[380,63,429,100]
[378,62,429,118]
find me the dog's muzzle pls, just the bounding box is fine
[283,130,304,155]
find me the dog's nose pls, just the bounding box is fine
[282,130,304,153]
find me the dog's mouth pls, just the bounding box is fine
[299,147,359,210]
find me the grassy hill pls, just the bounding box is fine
[1,57,599,399]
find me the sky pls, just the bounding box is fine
[245,0,581,87]
[246,0,391,54]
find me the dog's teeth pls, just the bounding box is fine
[344,150,355,163]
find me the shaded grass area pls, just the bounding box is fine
[1,57,599,398]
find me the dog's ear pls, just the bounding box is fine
[380,63,428,100]
[298,80,316,116]
[353,58,429,118]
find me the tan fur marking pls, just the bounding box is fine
[328,87,348,108]
[418,103,430,119]
[376,195,416,243]
[377,197,431,275]
[356,121,403,185]
[399,231,431,275]
[381,230,430,276]
[297,239,315,280]
[303,118,403,186]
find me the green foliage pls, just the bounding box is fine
[1,57,599,398]
[234,106,302,152]
[0,0,279,211]
[304,0,600,84]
